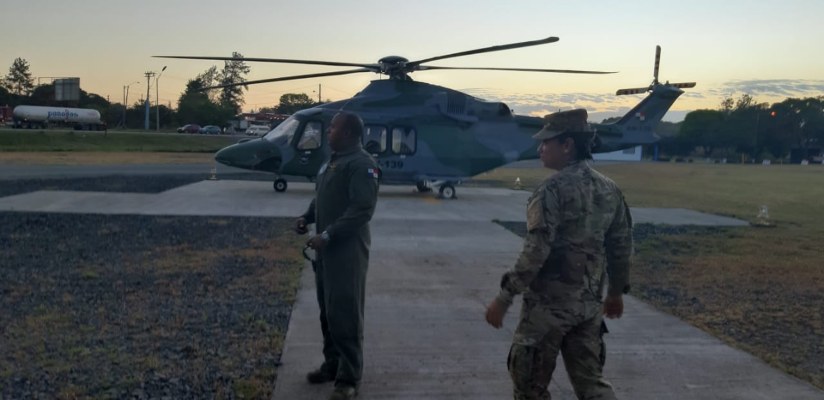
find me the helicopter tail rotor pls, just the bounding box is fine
[616,45,695,96]
[653,45,661,85]
[616,87,651,96]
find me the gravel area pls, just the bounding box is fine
[0,177,305,399]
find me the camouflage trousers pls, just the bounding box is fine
[507,299,616,400]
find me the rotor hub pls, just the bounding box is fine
[377,56,411,78]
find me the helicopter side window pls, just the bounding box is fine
[363,125,387,154]
[297,121,322,150]
[391,127,416,155]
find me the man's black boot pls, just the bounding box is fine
[306,365,336,384]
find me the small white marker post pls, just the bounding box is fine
[209,162,218,180]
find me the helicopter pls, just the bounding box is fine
[158,38,693,199]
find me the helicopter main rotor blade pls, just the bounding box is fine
[420,66,616,74]
[200,68,374,90]
[155,55,378,70]
[410,36,559,66]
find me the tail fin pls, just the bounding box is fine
[592,45,695,153]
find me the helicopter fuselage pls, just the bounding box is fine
[215,79,545,185]
[214,77,685,194]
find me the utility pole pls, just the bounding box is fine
[155,66,167,131]
[318,83,321,103]
[144,71,155,130]
[122,86,127,127]
[122,81,139,128]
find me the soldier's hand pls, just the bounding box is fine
[306,234,327,250]
[603,294,624,319]
[294,217,309,235]
[485,299,507,329]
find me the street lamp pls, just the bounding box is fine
[122,81,140,128]
[155,66,167,132]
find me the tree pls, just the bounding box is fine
[23,84,59,106]
[678,109,724,156]
[218,51,250,114]
[3,57,35,96]
[176,78,233,126]
[0,85,10,106]
[276,93,316,114]
[766,97,824,157]
[196,66,221,103]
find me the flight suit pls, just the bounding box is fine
[496,160,632,400]
[301,144,380,387]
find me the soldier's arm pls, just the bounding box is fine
[605,192,633,296]
[300,199,317,225]
[324,159,379,240]
[496,186,559,307]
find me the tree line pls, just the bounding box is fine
[0,56,324,129]
[655,94,824,162]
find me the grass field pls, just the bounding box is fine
[0,128,236,153]
[483,162,824,389]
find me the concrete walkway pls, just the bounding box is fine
[274,219,822,400]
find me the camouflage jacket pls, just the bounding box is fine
[497,160,632,308]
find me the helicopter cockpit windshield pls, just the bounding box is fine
[263,116,300,145]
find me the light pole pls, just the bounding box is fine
[122,81,140,128]
[155,66,167,131]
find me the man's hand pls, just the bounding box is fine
[294,217,308,235]
[485,299,508,329]
[306,234,328,250]
[603,294,624,319]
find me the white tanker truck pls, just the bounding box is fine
[12,105,106,131]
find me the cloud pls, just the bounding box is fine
[462,88,644,119]
[710,79,824,100]
[462,79,824,123]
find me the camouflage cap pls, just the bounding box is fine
[533,108,593,140]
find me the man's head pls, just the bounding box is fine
[328,112,364,152]
[533,109,595,169]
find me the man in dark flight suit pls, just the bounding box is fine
[295,111,380,400]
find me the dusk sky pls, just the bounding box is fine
[3,0,823,122]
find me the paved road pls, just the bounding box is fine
[0,179,818,399]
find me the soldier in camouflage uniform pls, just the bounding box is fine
[485,109,632,400]
[295,112,380,400]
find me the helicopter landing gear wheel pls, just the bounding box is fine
[438,183,456,199]
[274,178,288,192]
[416,181,432,193]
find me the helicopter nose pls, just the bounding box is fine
[215,140,281,171]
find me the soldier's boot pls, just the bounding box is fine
[306,362,337,384]
[328,385,357,400]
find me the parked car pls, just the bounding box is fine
[245,125,271,136]
[199,125,222,135]
[177,124,201,134]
